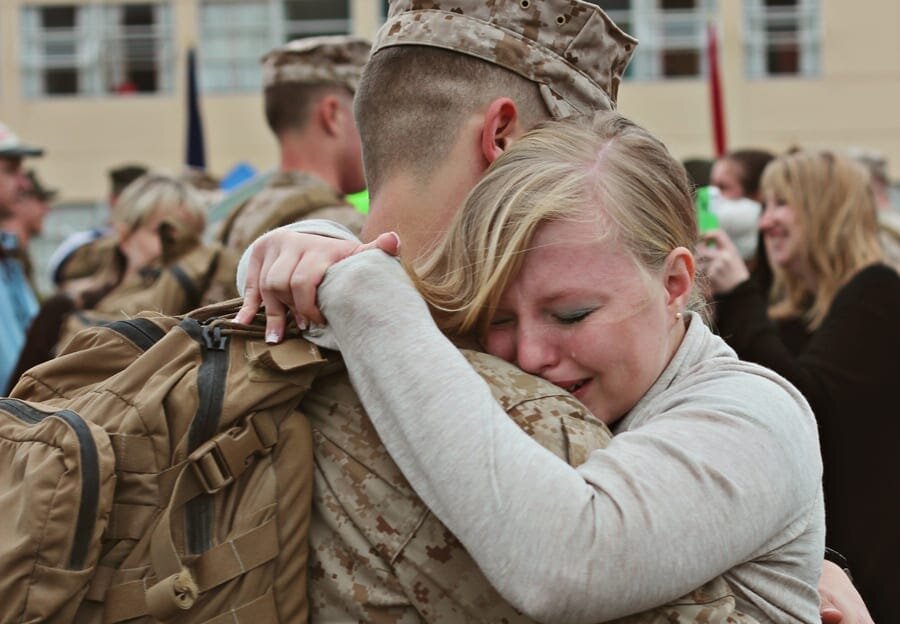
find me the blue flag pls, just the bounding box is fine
[186,48,206,170]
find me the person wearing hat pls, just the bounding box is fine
[0,121,43,393]
[0,170,57,285]
[216,35,370,256]
[233,1,872,622]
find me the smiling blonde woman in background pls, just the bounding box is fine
[700,150,900,622]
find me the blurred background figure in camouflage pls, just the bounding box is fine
[216,35,370,254]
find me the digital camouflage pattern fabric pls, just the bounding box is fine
[262,35,371,91]
[375,0,638,118]
[304,349,756,623]
[220,170,364,254]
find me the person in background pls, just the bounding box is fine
[0,121,43,394]
[0,170,56,291]
[216,35,370,254]
[711,148,773,203]
[48,163,148,299]
[847,147,900,271]
[11,172,208,384]
[709,149,775,284]
[698,149,900,623]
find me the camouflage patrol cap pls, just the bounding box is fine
[375,0,637,118]
[262,35,371,91]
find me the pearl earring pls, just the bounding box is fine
[675,311,683,321]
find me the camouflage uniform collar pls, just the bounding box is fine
[270,170,343,198]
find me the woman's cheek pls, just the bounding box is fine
[484,328,515,362]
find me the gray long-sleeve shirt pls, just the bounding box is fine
[239,223,825,623]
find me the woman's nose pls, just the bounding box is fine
[515,324,559,376]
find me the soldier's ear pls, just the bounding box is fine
[480,98,520,165]
[318,94,342,137]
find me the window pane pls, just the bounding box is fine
[745,0,818,78]
[661,0,696,9]
[118,4,159,93]
[199,1,274,92]
[767,44,799,74]
[31,5,81,95]
[41,6,76,28]
[596,0,631,10]
[284,0,350,38]
[101,3,171,95]
[44,68,79,95]
[663,49,700,76]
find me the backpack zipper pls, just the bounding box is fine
[181,319,230,554]
[0,398,101,570]
[107,318,167,351]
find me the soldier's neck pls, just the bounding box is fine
[279,138,341,195]
[362,172,459,259]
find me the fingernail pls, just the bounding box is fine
[266,331,281,344]
[295,315,309,331]
[388,231,401,253]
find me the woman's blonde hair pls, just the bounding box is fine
[411,111,700,337]
[113,171,206,237]
[761,150,882,329]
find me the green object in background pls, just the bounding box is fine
[695,185,720,234]
[347,189,370,214]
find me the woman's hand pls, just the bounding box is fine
[695,229,751,295]
[818,560,874,623]
[235,229,400,342]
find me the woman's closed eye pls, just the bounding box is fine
[552,308,595,325]
[489,314,515,327]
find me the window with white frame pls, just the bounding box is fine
[20,3,174,97]
[199,0,350,93]
[591,0,716,80]
[744,0,821,78]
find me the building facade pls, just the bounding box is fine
[1,0,899,291]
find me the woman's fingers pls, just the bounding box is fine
[236,229,395,336]
[353,231,401,257]
[258,243,302,343]
[234,235,268,325]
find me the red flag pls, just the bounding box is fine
[707,21,727,157]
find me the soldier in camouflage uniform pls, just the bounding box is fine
[217,36,370,254]
[236,1,762,621]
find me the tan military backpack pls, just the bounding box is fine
[3,299,325,623]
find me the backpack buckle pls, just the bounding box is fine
[189,414,272,495]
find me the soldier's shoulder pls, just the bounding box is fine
[461,349,576,408]
[460,350,611,465]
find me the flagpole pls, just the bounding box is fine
[707,21,727,157]
[186,47,207,170]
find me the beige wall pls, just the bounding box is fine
[3,0,899,205]
[619,1,900,178]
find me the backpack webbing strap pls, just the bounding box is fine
[106,503,156,540]
[108,433,157,473]
[144,412,278,619]
[196,588,278,624]
[97,519,279,623]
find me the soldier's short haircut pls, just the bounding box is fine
[264,82,352,137]
[354,46,547,194]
